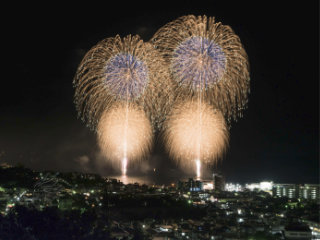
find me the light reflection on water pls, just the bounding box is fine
[108,175,172,185]
[105,167,214,185]
[119,175,153,185]
[107,174,212,186]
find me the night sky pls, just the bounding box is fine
[1,2,318,184]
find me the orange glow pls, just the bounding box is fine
[164,100,228,171]
[97,103,152,172]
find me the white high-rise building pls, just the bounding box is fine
[273,184,298,198]
[273,184,320,200]
[299,184,320,200]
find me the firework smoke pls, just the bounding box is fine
[97,103,152,173]
[151,15,250,121]
[163,101,229,176]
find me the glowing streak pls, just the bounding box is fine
[122,87,129,176]
[196,64,203,179]
[122,157,128,176]
[196,159,201,180]
[120,174,128,185]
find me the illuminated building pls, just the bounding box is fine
[188,178,203,192]
[273,183,320,200]
[177,178,203,192]
[202,180,214,190]
[245,181,273,193]
[225,183,243,192]
[273,184,298,199]
[299,184,320,200]
[259,181,273,191]
[245,183,260,191]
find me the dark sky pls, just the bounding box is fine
[1,2,318,184]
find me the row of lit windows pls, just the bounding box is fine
[274,186,319,199]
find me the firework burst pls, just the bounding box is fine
[163,100,229,174]
[97,103,153,172]
[74,34,175,174]
[151,15,250,121]
[73,34,174,131]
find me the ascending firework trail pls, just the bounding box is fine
[74,35,173,175]
[151,15,250,178]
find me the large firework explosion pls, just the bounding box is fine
[73,34,174,131]
[151,15,249,177]
[97,103,152,174]
[73,16,249,177]
[151,15,250,121]
[74,34,174,174]
[163,100,229,176]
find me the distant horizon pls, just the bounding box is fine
[1,161,318,186]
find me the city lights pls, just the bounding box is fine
[2,1,318,239]
[0,164,319,239]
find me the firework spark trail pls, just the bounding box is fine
[151,15,250,122]
[197,69,203,179]
[196,159,201,180]
[122,87,129,176]
[122,157,128,176]
[164,100,229,173]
